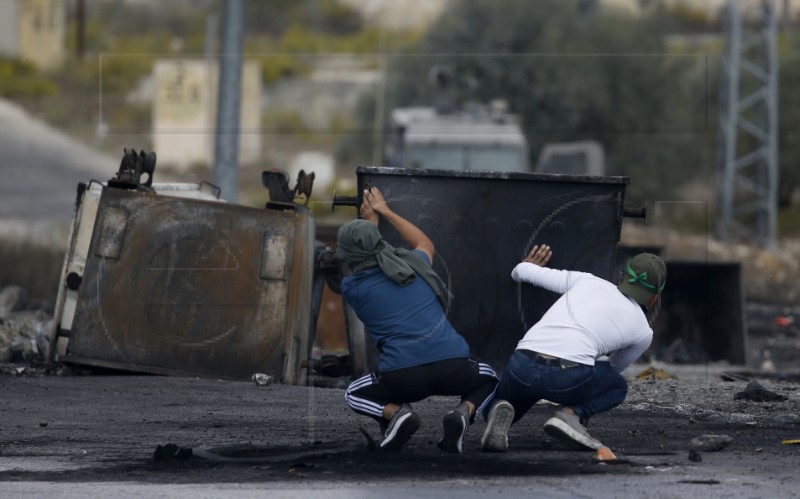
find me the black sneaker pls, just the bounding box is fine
[380,403,421,452]
[438,408,469,453]
[481,400,515,452]
[379,418,388,436]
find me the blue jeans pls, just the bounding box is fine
[488,350,628,423]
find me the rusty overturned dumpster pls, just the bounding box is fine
[344,166,631,374]
[49,161,314,383]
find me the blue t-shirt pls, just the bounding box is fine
[341,250,470,372]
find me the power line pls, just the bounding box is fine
[715,0,780,248]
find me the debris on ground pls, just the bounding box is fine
[0,363,50,376]
[720,372,750,382]
[636,367,676,381]
[596,446,616,461]
[734,380,788,402]
[688,449,702,462]
[760,351,777,372]
[251,373,273,386]
[152,443,193,462]
[781,439,800,445]
[0,285,53,365]
[0,285,29,317]
[690,434,733,452]
[54,364,90,376]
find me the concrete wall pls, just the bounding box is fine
[263,56,379,132]
[18,0,65,70]
[605,0,797,18]
[0,1,20,58]
[152,59,261,169]
[0,0,67,71]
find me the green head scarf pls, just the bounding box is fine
[336,219,452,309]
[617,252,667,306]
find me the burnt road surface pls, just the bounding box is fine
[1,364,798,498]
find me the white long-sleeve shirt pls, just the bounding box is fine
[512,262,652,372]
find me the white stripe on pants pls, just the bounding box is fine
[345,373,384,419]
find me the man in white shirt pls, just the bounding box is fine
[480,245,667,452]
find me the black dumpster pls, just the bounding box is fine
[348,166,630,373]
[615,247,748,365]
[652,261,747,365]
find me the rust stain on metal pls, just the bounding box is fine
[64,187,312,382]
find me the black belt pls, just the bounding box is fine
[519,349,583,369]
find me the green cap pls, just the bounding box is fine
[617,253,667,306]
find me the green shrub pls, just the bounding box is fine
[263,109,311,136]
[0,56,59,98]
[260,52,310,84]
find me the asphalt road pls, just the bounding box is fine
[0,364,798,498]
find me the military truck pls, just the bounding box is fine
[385,101,531,173]
[385,103,606,176]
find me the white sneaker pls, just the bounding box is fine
[543,410,603,450]
[481,400,515,452]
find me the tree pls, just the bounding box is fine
[339,0,711,202]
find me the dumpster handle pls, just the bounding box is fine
[332,189,358,212]
[331,180,371,212]
[199,180,222,199]
[623,205,647,219]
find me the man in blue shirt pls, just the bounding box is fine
[339,186,498,453]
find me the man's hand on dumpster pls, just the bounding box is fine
[364,187,391,216]
[360,197,379,226]
[523,244,552,266]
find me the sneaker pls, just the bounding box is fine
[380,403,421,452]
[543,410,603,450]
[438,408,469,453]
[481,400,515,452]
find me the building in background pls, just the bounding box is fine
[0,0,66,70]
[604,0,795,19]
[152,59,261,170]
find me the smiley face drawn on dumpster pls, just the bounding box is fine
[373,191,457,312]
[93,196,247,363]
[515,192,621,331]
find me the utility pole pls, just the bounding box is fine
[76,0,85,60]
[715,0,779,248]
[213,0,244,203]
[205,12,218,156]
[372,27,386,167]
[782,0,790,29]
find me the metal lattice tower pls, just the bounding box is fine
[716,0,779,248]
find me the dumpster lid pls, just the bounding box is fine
[88,181,223,202]
[356,166,629,185]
